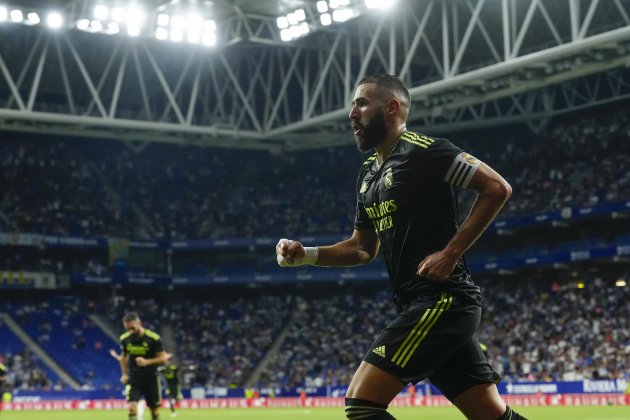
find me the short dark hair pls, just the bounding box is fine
[358,74,410,106]
[123,312,140,323]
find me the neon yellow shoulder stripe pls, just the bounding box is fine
[144,329,161,340]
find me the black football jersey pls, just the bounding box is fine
[120,329,164,377]
[354,131,482,308]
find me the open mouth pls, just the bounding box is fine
[352,124,363,135]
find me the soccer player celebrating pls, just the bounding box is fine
[276,74,526,420]
[119,313,169,420]
[159,363,182,417]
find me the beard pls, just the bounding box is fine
[354,110,387,153]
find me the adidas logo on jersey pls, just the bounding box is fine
[372,345,386,358]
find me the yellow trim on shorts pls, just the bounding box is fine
[391,293,453,368]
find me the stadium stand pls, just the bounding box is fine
[0,106,628,393]
[0,106,628,240]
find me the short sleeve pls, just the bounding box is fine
[152,337,164,354]
[424,137,481,189]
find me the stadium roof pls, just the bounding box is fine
[1,0,630,150]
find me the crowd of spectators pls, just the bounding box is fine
[101,293,294,389]
[1,274,628,391]
[0,349,57,390]
[480,276,630,382]
[0,106,628,240]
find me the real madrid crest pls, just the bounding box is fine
[384,167,394,190]
[360,181,368,194]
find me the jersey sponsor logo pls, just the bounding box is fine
[126,343,149,356]
[372,345,386,358]
[364,199,398,232]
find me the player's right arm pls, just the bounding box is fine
[119,350,129,384]
[276,228,379,268]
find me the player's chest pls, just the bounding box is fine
[359,161,416,205]
[125,340,151,356]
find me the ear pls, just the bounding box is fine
[386,98,400,117]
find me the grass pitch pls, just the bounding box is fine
[1,406,629,419]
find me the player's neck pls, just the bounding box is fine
[375,124,407,166]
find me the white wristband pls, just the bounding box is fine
[302,247,319,265]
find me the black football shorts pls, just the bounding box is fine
[363,291,501,400]
[125,374,162,409]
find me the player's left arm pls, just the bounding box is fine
[135,338,169,367]
[418,157,511,280]
[135,351,169,367]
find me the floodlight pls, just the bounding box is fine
[276,16,288,29]
[316,1,328,13]
[155,27,168,40]
[94,5,108,20]
[187,31,200,44]
[26,12,40,25]
[128,25,140,36]
[330,0,349,8]
[127,7,144,27]
[112,7,124,22]
[295,9,305,21]
[187,15,202,31]
[280,28,292,42]
[287,12,298,25]
[90,20,103,32]
[320,13,332,26]
[289,25,301,38]
[202,32,216,46]
[298,22,309,35]
[10,9,23,23]
[332,9,353,22]
[171,15,184,29]
[157,13,169,27]
[46,12,63,28]
[204,20,216,32]
[107,22,119,34]
[77,18,90,30]
[365,0,398,10]
[170,29,183,42]
[0,6,7,22]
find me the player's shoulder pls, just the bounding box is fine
[119,331,132,342]
[144,329,161,341]
[399,131,438,151]
[399,131,460,158]
[361,153,378,167]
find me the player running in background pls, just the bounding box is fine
[276,74,525,420]
[158,363,182,417]
[111,349,173,420]
[0,361,7,415]
[119,312,169,420]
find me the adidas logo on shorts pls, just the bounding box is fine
[372,345,386,358]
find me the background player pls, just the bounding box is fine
[0,361,6,415]
[276,74,525,420]
[158,363,182,417]
[119,312,169,420]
